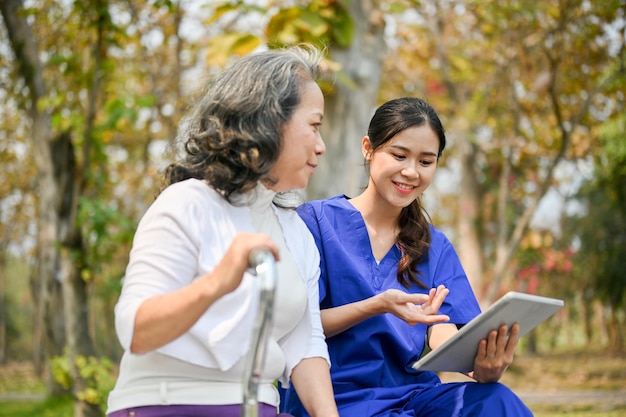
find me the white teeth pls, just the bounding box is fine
[396,183,414,190]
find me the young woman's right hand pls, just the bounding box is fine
[321,285,450,338]
[374,285,450,326]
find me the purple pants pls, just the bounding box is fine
[107,403,294,417]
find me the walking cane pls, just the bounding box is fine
[241,249,278,417]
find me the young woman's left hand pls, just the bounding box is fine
[471,323,520,383]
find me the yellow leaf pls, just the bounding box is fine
[206,33,262,67]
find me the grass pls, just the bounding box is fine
[525,398,626,416]
[500,349,626,392]
[0,396,73,417]
[0,362,46,394]
[503,349,626,416]
[536,411,625,417]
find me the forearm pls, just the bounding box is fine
[321,296,383,338]
[427,323,458,350]
[290,357,339,417]
[128,236,254,353]
[323,288,449,339]
[130,274,227,353]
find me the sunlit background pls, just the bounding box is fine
[0,1,624,416]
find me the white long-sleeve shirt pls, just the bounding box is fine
[107,179,329,413]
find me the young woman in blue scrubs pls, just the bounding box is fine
[281,97,533,416]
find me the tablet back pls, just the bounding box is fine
[411,291,564,372]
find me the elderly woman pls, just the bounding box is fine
[106,45,339,417]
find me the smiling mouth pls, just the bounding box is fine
[394,181,416,191]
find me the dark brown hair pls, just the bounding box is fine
[366,97,446,288]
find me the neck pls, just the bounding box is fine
[350,189,401,230]
[349,190,401,262]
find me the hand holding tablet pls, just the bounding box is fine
[412,291,564,372]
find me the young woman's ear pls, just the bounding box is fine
[362,136,373,161]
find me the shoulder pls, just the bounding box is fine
[156,179,228,209]
[158,178,219,203]
[429,225,451,246]
[274,206,321,274]
[427,225,461,261]
[144,179,229,224]
[297,195,350,218]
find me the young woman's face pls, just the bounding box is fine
[268,80,325,192]
[365,124,439,208]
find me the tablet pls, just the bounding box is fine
[411,291,564,372]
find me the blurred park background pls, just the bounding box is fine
[0,0,625,416]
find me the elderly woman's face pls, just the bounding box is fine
[268,80,326,192]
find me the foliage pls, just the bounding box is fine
[51,352,117,414]
[0,0,624,399]
[567,112,626,311]
[205,0,353,52]
[78,197,136,283]
[203,0,354,84]
[1,0,180,365]
[377,0,626,303]
[515,230,575,299]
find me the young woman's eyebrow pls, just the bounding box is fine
[388,144,437,157]
[420,151,438,158]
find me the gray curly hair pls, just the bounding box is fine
[164,44,325,205]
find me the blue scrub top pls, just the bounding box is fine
[283,195,482,417]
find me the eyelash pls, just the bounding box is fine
[393,153,434,166]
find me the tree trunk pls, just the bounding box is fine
[582,288,593,345]
[306,0,386,200]
[0,0,65,387]
[457,141,484,296]
[595,301,609,346]
[607,305,624,354]
[53,131,99,417]
[1,3,97,415]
